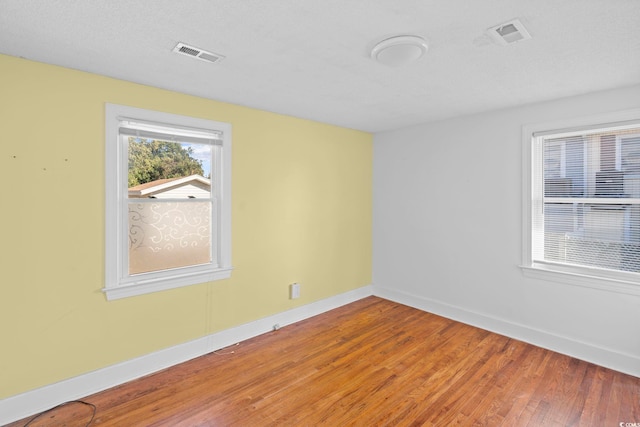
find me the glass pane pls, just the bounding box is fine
[544,203,640,272]
[541,127,640,272]
[127,137,212,199]
[126,137,214,275]
[128,201,211,275]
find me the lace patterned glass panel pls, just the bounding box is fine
[128,202,211,275]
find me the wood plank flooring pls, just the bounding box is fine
[9,296,640,426]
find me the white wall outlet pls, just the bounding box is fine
[290,283,301,299]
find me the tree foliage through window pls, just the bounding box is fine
[128,138,205,187]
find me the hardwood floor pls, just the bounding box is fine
[9,296,640,426]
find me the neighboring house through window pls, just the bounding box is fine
[522,109,640,295]
[104,104,232,300]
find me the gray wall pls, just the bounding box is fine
[373,84,640,376]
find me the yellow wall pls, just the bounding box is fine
[0,54,372,398]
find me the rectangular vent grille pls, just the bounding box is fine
[172,43,225,64]
[487,19,532,45]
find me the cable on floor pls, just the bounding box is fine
[213,342,240,355]
[23,400,96,427]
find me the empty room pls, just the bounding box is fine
[1,1,639,425]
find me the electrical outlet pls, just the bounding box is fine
[290,283,300,299]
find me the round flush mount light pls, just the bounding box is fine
[370,35,428,67]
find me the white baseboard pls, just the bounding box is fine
[373,285,640,378]
[0,285,373,425]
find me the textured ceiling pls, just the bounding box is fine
[1,0,639,132]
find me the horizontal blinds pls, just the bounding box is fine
[538,125,640,273]
[119,120,223,145]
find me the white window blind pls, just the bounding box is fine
[532,123,640,276]
[119,119,223,145]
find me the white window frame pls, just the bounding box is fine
[521,108,640,296]
[104,104,232,300]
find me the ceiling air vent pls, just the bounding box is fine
[487,19,532,45]
[172,42,225,64]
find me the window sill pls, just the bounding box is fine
[520,264,640,296]
[103,267,232,300]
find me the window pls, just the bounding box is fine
[104,104,232,300]
[522,109,640,294]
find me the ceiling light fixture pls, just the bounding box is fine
[370,35,428,67]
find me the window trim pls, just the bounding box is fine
[521,108,640,296]
[104,103,232,300]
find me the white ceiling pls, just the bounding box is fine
[1,0,639,132]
